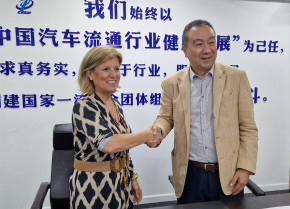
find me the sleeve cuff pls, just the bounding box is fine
[98,137,111,151]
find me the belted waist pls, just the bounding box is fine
[189,160,219,172]
[74,157,126,173]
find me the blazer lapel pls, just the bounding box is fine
[177,67,191,148]
[213,63,226,130]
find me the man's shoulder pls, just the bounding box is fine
[162,66,189,84]
[216,62,246,77]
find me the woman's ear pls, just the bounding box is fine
[86,70,92,80]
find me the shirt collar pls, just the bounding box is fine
[189,65,215,82]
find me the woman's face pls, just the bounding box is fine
[87,57,121,96]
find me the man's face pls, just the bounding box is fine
[182,25,217,76]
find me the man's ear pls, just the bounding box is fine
[182,45,188,58]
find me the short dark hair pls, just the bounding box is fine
[182,19,216,47]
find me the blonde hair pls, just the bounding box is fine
[78,45,123,95]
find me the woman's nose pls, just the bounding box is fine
[109,68,116,77]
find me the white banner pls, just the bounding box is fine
[0,0,289,208]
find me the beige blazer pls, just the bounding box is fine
[154,62,258,197]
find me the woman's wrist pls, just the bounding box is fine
[132,174,138,180]
[143,129,150,143]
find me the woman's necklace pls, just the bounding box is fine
[111,97,129,188]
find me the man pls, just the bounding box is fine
[151,19,258,204]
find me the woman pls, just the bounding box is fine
[69,46,161,209]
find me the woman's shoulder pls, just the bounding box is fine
[113,97,121,106]
[112,97,124,113]
[73,94,100,112]
[74,94,91,106]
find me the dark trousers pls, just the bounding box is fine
[177,161,244,204]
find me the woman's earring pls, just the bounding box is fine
[89,77,93,80]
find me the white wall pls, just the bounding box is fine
[0,0,289,208]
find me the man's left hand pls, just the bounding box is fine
[230,168,250,195]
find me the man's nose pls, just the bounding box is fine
[203,44,212,53]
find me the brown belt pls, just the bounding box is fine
[74,157,126,173]
[189,160,219,172]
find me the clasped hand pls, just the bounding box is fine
[145,125,163,148]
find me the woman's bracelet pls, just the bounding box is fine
[132,174,138,180]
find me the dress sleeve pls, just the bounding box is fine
[72,99,114,149]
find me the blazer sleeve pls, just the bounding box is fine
[154,79,174,138]
[237,71,258,174]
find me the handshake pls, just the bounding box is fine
[145,125,163,148]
